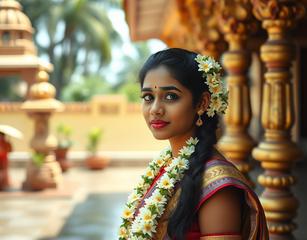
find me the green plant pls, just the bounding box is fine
[56,123,73,149]
[87,127,103,155]
[32,152,45,167]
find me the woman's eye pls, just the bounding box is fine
[165,93,179,101]
[141,94,153,102]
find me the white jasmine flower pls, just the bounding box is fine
[164,164,173,172]
[157,174,175,189]
[186,137,199,145]
[168,157,179,168]
[142,221,157,236]
[207,106,215,117]
[209,83,223,95]
[177,158,189,170]
[139,208,156,222]
[198,60,213,73]
[122,206,134,219]
[209,95,223,111]
[151,190,167,205]
[155,202,165,216]
[131,220,142,234]
[149,157,159,167]
[213,61,222,71]
[142,182,150,190]
[179,145,195,156]
[128,191,141,203]
[136,176,145,188]
[119,227,128,238]
[155,158,165,167]
[206,73,220,86]
[160,147,171,157]
[195,54,204,63]
[144,167,155,179]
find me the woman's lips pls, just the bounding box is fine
[150,120,169,129]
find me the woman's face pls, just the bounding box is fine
[141,65,198,141]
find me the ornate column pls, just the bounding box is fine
[251,1,305,239]
[216,0,258,184]
[22,70,64,191]
[175,0,200,51]
[175,0,226,59]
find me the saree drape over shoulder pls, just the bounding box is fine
[134,158,269,240]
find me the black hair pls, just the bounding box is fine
[139,48,219,239]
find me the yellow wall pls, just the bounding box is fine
[0,95,168,152]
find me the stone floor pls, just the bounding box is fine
[0,162,306,240]
[0,167,145,240]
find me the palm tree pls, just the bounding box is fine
[20,0,121,98]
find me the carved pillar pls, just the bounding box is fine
[22,70,64,191]
[186,0,224,59]
[162,24,195,51]
[216,0,258,184]
[175,0,200,51]
[175,0,226,59]
[251,1,305,239]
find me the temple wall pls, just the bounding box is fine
[0,95,167,153]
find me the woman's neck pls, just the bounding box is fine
[169,133,195,158]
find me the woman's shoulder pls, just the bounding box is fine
[196,152,245,235]
[198,185,243,235]
[195,154,251,211]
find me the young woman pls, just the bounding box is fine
[119,48,268,240]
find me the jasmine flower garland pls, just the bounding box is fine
[195,54,229,117]
[119,137,199,239]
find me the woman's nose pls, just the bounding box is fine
[150,99,164,116]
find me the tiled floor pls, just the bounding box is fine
[0,162,306,240]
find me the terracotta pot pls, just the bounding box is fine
[85,155,110,170]
[54,147,71,172]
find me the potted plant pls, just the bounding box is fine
[85,127,109,170]
[54,123,73,172]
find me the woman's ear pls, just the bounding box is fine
[197,92,210,113]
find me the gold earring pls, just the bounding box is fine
[196,110,204,126]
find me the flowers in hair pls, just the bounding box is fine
[195,54,228,117]
[119,137,199,239]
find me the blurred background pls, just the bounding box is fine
[0,0,306,240]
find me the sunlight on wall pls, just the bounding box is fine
[0,95,168,153]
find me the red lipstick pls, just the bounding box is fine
[150,120,169,129]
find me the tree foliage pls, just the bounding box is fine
[62,74,112,102]
[115,42,151,102]
[19,0,121,98]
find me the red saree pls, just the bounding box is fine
[135,158,269,240]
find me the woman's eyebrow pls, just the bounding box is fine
[160,86,182,92]
[141,87,152,92]
[141,86,182,92]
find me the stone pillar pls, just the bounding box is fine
[216,0,258,184]
[251,0,305,239]
[22,70,64,191]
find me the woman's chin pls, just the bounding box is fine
[151,132,169,140]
